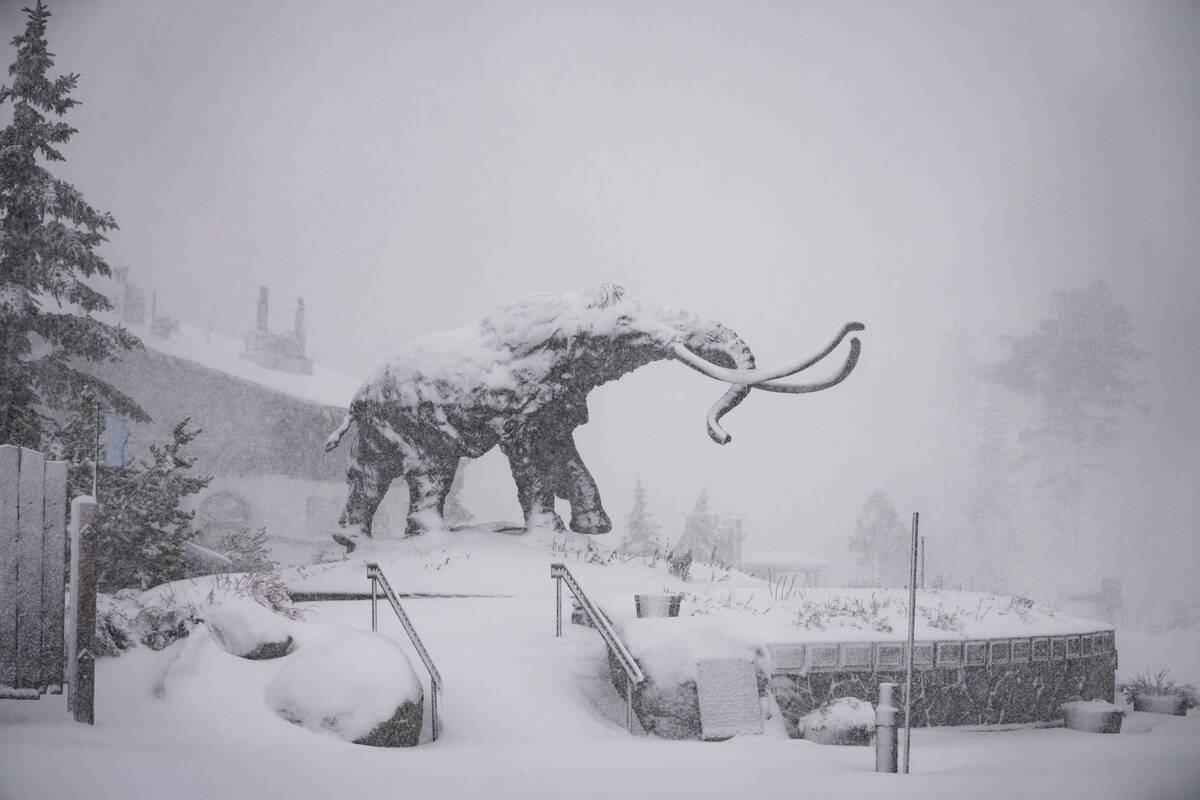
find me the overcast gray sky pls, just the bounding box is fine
[5,1,1198,596]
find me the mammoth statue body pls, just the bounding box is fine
[325,284,862,551]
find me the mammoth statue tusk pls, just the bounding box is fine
[673,321,865,386]
[750,336,861,393]
[688,322,864,444]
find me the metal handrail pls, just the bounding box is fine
[366,562,442,741]
[551,562,644,733]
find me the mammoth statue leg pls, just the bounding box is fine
[404,455,459,537]
[500,413,611,535]
[549,433,611,535]
[335,431,402,552]
[499,428,565,532]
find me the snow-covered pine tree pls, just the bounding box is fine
[679,487,721,564]
[94,419,211,592]
[847,490,909,587]
[0,1,146,448]
[619,476,660,556]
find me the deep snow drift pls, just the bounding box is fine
[2,527,1198,800]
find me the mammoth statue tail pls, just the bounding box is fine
[325,413,353,452]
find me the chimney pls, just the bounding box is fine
[257,286,269,333]
[294,298,306,355]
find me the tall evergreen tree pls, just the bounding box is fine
[0,1,145,448]
[679,487,721,564]
[848,490,909,586]
[988,281,1142,558]
[93,418,211,592]
[619,476,660,556]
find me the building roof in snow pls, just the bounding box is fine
[137,319,360,409]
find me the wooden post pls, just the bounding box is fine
[15,447,45,690]
[69,496,98,724]
[40,460,67,692]
[0,445,19,691]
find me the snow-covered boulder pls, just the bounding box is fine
[801,697,875,745]
[203,597,295,659]
[266,630,424,747]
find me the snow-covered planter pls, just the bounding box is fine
[1122,668,1197,716]
[266,630,424,747]
[1062,700,1123,734]
[800,697,874,745]
[610,617,768,739]
[634,594,682,618]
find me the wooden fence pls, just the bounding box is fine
[0,444,96,723]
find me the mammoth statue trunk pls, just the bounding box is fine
[325,284,863,552]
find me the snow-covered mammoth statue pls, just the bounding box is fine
[325,284,863,551]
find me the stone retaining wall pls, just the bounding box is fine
[769,630,1116,735]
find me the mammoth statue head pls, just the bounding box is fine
[476,282,863,444]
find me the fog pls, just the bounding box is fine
[5,1,1198,615]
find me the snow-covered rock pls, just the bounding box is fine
[266,630,424,747]
[203,598,295,659]
[800,697,875,745]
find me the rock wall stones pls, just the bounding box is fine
[769,631,1116,735]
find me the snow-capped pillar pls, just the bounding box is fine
[875,682,898,773]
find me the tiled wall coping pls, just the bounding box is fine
[767,630,1115,674]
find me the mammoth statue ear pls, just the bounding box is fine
[583,283,626,308]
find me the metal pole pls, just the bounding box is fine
[432,685,439,741]
[555,575,562,637]
[626,681,634,734]
[370,576,378,632]
[903,511,919,774]
[92,400,99,498]
[920,535,926,589]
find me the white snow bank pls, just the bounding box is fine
[266,629,422,743]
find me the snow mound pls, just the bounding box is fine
[266,630,422,743]
[204,597,296,659]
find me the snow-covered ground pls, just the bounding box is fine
[3,529,1199,800]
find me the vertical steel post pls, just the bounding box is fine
[432,685,439,741]
[370,575,378,632]
[555,575,562,637]
[920,535,926,589]
[903,511,919,773]
[875,682,899,772]
[626,681,634,734]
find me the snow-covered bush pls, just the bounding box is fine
[94,571,303,656]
